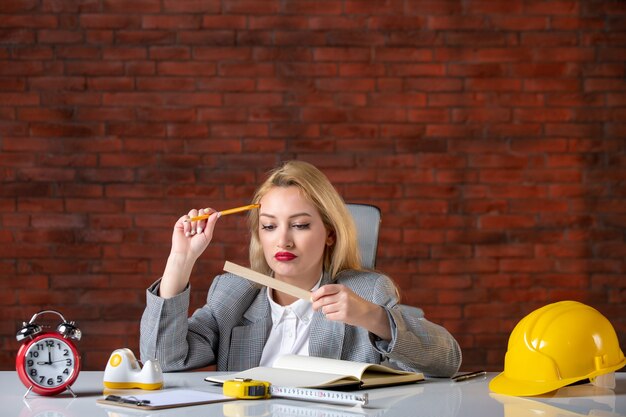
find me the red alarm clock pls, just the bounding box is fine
[16,310,82,397]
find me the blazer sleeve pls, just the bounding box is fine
[139,272,262,372]
[139,279,219,371]
[368,273,462,377]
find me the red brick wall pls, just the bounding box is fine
[1,1,624,372]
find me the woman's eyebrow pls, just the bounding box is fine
[259,212,312,219]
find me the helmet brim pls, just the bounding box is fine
[489,358,626,397]
[489,372,584,397]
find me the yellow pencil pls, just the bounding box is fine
[187,204,260,222]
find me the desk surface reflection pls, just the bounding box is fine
[2,371,624,417]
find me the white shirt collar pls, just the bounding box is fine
[267,273,322,324]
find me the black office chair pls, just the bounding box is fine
[346,203,381,269]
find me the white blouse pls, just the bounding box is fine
[259,276,322,367]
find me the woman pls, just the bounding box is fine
[140,161,461,377]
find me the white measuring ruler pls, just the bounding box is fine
[269,386,368,406]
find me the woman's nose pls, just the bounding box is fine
[277,230,294,249]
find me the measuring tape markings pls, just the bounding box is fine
[223,378,368,406]
[270,386,368,406]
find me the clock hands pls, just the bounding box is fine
[36,350,53,365]
[36,359,69,365]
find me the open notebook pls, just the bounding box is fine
[205,354,424,389]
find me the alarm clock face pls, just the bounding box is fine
[17,334,80,395]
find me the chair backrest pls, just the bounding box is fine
[346,203,381,269]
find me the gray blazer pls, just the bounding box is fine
[140,269,462,377]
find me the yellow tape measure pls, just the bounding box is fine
[223,378,271,399]
[223,378,368,406]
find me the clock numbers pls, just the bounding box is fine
[23,338,75,388]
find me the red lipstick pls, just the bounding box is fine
[275,252,297,261]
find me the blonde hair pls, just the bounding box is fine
[248,161,362,279]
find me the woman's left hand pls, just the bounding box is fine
[311,284,392,341]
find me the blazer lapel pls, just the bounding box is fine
[229,274,347,368]
[308,272,345,359]
[228,288,271,371]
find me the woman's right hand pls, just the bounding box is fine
[171,208,220,260]
[160,208,220,298]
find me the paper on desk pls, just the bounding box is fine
[97,389,234,410]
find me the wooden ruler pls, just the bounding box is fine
[223,261,312,302]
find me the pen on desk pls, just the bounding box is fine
[186,204,261,222]
[452,371,487,382]
[105,395,151,407]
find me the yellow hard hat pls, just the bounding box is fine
[490,300,625,396]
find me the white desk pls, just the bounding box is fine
[2,371,625,417]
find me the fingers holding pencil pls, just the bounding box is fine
[180,204,260,237]
[168,204,260,281]
[187,204,260,222]
[183,208,215,237]
[169,208,220,263]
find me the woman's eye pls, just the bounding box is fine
[261,224,275,231]
[292,223,310,230]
